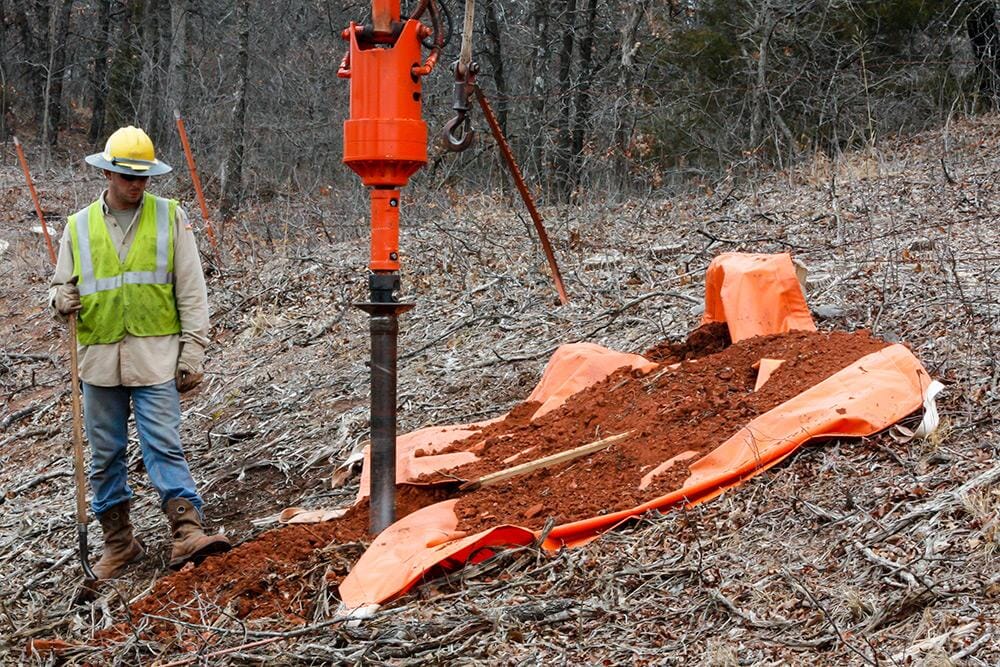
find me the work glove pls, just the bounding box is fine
[53,277,81,315]
[175,343,205,393]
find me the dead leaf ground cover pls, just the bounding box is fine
[0,115,998,664]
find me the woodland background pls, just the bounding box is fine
[2,1,1000,664]
[1,0,1000,213]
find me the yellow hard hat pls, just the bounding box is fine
[85,126,172,176]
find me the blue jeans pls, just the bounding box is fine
[82,380,202,517]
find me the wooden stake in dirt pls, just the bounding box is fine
[459,431,633,491]
[174,110,221,261]
[12,136,57,264]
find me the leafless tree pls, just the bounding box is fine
[220,0,249,222]
[0,0,994,211]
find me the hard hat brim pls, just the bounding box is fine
[85,152,172,176]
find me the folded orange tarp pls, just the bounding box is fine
[702,252,816,342]
[338,500,535,609]
[340,343,932,609]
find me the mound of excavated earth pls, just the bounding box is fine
[97,327,888,644]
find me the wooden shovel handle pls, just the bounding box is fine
[69,314,87,523]
[459,431,633,491]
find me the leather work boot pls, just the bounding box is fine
[165,498,231,570]
[92,500,145,580]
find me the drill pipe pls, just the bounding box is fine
[356,274,413,535]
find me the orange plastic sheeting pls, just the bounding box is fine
[356,343,655,501]
[356,423,489,502]
[543,343,929,549]
[702,253,816,342]
[339,345,930,608]
[338,499,534,609]
[753,358,786,391]
[526,343,657,419]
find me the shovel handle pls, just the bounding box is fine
[69,315,87,523]
[68,315,96,581]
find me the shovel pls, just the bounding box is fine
[69,313,97,582]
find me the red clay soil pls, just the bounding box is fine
[95,327,893,646]
[92,485,448,646]
[642,321,732,363]
[446,329,888,535]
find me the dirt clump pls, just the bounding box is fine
[642,321,732,363]
[93,485,448,645]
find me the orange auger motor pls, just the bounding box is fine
[339,0,444,534]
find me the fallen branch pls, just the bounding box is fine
[0,404,38,430]
[1,351,55,363]
[155,616,351,666]
[460,431,633,491]
[865,463,1000,543]
[9,467,72,496]
[891,621,979,662]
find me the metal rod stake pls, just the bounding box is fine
[356,273,413,535]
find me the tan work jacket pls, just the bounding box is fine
[48,191,210,387]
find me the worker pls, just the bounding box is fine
[48,126,231,583]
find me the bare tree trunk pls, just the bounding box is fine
[141,0,168,144]
[164,0,189,153]
[553,0,577,202]
[45,0,75,146]
[12,2,49,124]
[220,0,250,222]
[106,0,145,131]
[569,0,598,196]
[749,10,775,152]
[1,60,9,143]
[528,0,551,180]
[967,1,1000,109]
[482,0,509,135]
[614,0,650,189]
[89,0,113,144]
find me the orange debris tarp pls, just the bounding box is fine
[702,252,816,342]
[339,344,932,609]
[337,252,932,610]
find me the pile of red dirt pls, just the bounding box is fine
[445,329,887,534]
[97,327,888,642]
[93,485,448,645]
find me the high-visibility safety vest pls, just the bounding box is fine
[68,192,182,345]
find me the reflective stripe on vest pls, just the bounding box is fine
[68,193,181,345]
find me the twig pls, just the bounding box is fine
[782,569,878,666]
[0,351,55,362]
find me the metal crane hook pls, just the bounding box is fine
[443,112,474,151]
[441,61,478,152]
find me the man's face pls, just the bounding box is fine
[104,170,149,208]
